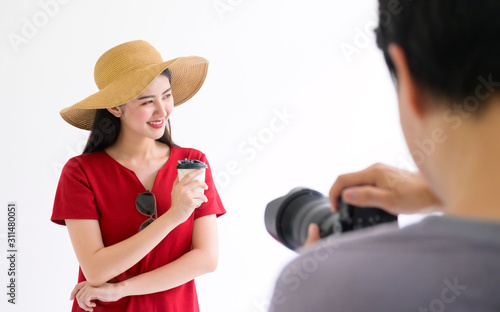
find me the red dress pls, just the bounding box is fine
[51,146,226,312]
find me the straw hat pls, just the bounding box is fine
[60,40,209,130]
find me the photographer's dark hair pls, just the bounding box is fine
[83,68,176,154]
[376,0,500,110]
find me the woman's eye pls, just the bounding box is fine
[163,93,172,99]
[142,100,153,105]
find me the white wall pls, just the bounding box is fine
[0,0,417,311]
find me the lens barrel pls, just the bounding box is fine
[265,187,397,251]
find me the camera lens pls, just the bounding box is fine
[265,187,397,251]
[265,188,333,250]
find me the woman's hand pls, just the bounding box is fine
[169,169,208,224]
[70,281,122,312]
[329,163,442,215]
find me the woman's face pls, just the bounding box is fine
[117,74,174,140]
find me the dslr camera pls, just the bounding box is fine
[265,187,397,251]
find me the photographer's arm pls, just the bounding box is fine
[71,215,218,311]
[66,170,208,287]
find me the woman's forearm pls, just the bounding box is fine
[70,248,216,310]
[70,215,218,309]
[66,209,183,287]
[116,215,218,297]
[117,247,217,297]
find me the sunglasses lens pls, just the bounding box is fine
[139,218,154,231]
[136,192,156,216]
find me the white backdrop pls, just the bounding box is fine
[0,0,419,311]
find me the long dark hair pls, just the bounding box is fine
[82,68,176,154]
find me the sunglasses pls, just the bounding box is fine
[136,191,157,232]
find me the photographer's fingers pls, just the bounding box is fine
[304,223,321,248]
[329,166,380,211]
[342,185,396,212]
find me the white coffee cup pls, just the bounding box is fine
[176,159,207,194]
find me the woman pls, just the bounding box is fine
[51,40,225,312]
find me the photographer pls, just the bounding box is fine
[269,1,500,311]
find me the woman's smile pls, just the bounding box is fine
[147,119,165,129]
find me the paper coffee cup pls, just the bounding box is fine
[176,158,207,193]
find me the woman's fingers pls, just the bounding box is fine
[72,282,121,311]
[70,281,85,300]
[179,169,205,183]
[170,170,210,222]
[75,284,97,312]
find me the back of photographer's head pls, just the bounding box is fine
[374,1,500,206]
[376,0,500,111]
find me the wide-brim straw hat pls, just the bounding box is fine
[60,40,209,130]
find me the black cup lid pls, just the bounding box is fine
[176,158,207,169]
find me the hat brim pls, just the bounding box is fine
[60,56,208,130]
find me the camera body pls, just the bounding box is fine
[265,188,398,251]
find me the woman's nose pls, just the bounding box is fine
[154,99,167,117]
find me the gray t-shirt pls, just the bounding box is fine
[269,215,500,312]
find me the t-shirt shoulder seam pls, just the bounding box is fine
[65,154,97,194]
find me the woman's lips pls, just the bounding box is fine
[147,119,165,129]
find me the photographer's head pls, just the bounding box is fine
[375,0,500,219]
[376,0,500,105]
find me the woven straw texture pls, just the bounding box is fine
[60,40,208,130]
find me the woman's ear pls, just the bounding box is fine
[107,106,123,118]
[388,44,426,118]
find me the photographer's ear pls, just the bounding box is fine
[107,106,123,118]
[388,44,426,118]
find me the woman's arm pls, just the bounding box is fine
[66,169,208,287]
[121,214,218,295]
[72,215,218,311]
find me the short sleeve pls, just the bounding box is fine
[51,157,100,225]
[194,153,226,219]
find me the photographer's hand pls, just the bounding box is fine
[304,223,321,247]
[329,163,441,215]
